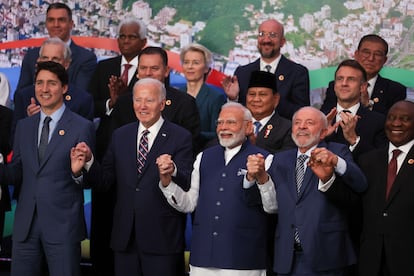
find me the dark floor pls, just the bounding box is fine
[0,260,93,276]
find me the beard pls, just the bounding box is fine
[291,130,321,149]
[258,43,278,59]
[218,130,246,149]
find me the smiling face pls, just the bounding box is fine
[35,69,67,115]
[182,50,208,83]
[45,8,74,42]
[246,87,279,120]
[291,107,327,152]
[385,101,414,147]
[257,20,286,62]
[133,82,165,128]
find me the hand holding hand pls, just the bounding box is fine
[70,142,92,177]
[156,154,175,187]
[308,147,337,183]
[246,153,268,184]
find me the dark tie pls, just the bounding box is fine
[253,121,262,136]
[294,154,308,245]
[265,65,272,72]
[121,63,132,85]
[38,116,52,162]
[137,130,149,174]
[386,149,402,199]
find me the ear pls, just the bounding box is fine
[245,120,253,136]
[159,99,166,111]
[273,93,280,108]
[62,84,68,95]
[319,127,328,140]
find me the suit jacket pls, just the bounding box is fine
[16,41,97,93]
[86,120,193,253]
[0,108,95,243]
[12,83,94,140]
[323,105,387,161]
[268,142,367,274]
[235,56,310,119]
[321,75,407,116]
[256,112,295,154]
[358,144,414,275]
[112,86,201,153]
[88,55,139,160]
[0,105,12,213]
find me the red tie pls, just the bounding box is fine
[121,64,132,85]
[386,149,402,199]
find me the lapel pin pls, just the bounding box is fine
[59,130,65,136]
[379,90,384,94]
[166,100,172,106]
[264,124,273,138]
[65,95,72,101]
[278,75,284,81]
[162,133,166,137]
[373,97,379,103]
[408,159,414,165]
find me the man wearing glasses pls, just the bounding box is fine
[322,34,406,115]
[222,19,310,120]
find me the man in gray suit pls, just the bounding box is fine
[0,61,95,276]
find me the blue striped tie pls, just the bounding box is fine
[137,130,149,174]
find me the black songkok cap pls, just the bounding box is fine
[248,70,277,93]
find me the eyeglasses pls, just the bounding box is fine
[118,34,140,41]
[258,31,279,39]
[358,49,386,60]
[216,119,250,127]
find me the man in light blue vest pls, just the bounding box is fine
[157,102,272,276]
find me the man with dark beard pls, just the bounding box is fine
[222,19,310,120]
[158,102,271,276]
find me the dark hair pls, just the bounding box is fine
[47,2,72,19]
[139,46,168,66]
[357,34,388,55]
[335,59,367,82]
[35,61,69,86]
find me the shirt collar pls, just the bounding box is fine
[260,56,281,73]
[40,103,66,123]
[121,55,139,68]
[389,139,414,156]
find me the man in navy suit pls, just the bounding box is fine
[15,2,96,92]
[0,61,95,276]
[223,19,310,120]
[158,102,270,276]
[248,106,367,275]
[75,78,193,276]
[359,100,414,275]
[13,37,94,139]
[322,34,406,115]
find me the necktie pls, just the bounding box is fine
[294,154,308,245]
[386,149,402,199]
[295,154,308,194]
[253,121,262,136]
[265,65,272,72]
[38,116,52,162]
[137,130,149,174]
[121,63,132,85]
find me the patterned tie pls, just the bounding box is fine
[386,149,402,199]
[137,130,149,174]
[265,65,272,72]
[295,154,308,194]
[121,63,132,85]
[38,116,52,162]
[253,121,262,136]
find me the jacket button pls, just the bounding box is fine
[383,212,388,217]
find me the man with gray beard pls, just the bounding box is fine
[157,102,271,276]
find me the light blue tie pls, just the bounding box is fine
[254,121,262,136]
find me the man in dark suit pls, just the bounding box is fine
[0,61,95,276]
[75,78,193,276]
[222,19,310,119]
[13,37,94,141]
[359,100,414,275]
[15,3,96,93]
[0,105,12,251]
[322,34,406,115]
[249,106,367,275]
[158,102,270,275]
[112,46,200,152]
[322,59,388,161]
[87,18,147,275]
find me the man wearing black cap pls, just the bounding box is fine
[247,70,295,153]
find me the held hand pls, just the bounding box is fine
[156,154,175,187]
[70,142,92,176]
[221,75,240,101]
[308,147,337,183]
[27,97,41,117]
[246,153,268,184]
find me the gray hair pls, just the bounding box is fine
[292,106,328,128]
[221,102,253,121]
[133,78,166,101]
[180,43,213,70]
[39,37,72,62]
[118,17,147,39]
